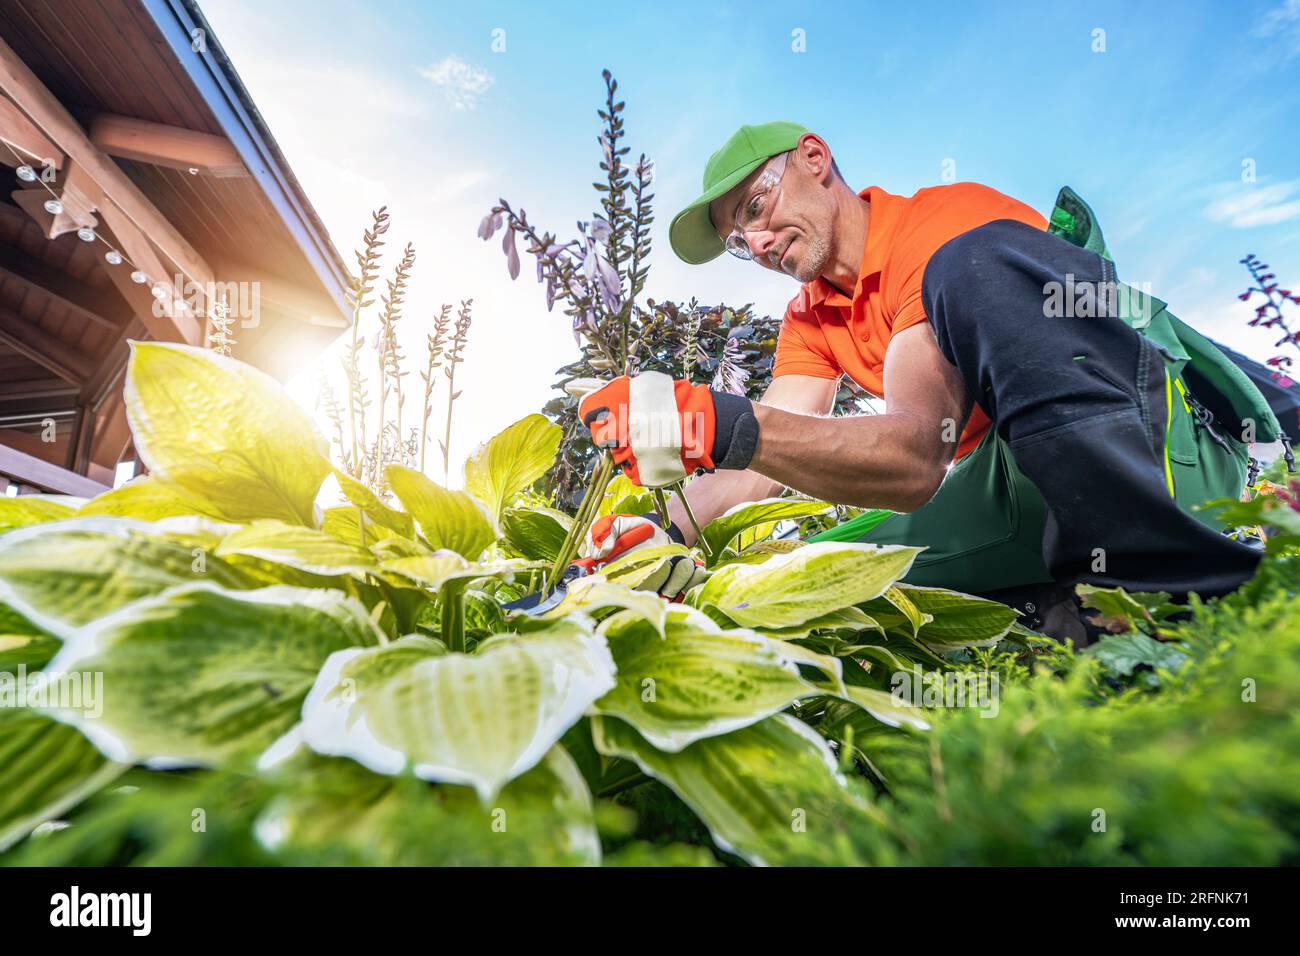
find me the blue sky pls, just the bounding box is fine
[204,0,1300,482]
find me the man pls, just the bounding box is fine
[571,121,1268,636]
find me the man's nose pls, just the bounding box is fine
[745,228,778,260]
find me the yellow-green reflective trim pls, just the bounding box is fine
[1163,368,1176,498]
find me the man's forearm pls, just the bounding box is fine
[747,404,953,512]
[665,467,783,546]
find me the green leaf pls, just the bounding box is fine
[0,517,252,629]
[299,618,616,801]
[0,708,125,852]
[500,506,572,562]
[380,552,507,591]
[256,746,600,865]
[694,542,922,628]
[896,584,1019,652]
[41,583,381,768]
[334,469,414,537]
[517,576,672,638]
[598,543,694,590]
[1077,585,1184,634]
[463,413,562,521]
[216,520,377,577]
[76,477,196,521]
[321,506,401,548]
[591,714,877,866]
[0,603,60,673]
[835,683,932,731]
[124,341,329,526]
[0,496,77,534]
[386,464,497,559]
[592,606,818,750]
[697,497,832,566]
[597,473,652,518]
[860,585,933,638]
[1083,632,1190,679]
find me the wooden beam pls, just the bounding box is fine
[0,440,108,496]
[88,387,130,471]
[0,33,216,296]
[10,160,100,239]
[0,93,61,169]
[81,317,143,409]
[0,307,95,382]
[0,377,77,401]
[88,113,245,178]
[0,239,125,332]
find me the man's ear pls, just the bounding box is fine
[795,133,835,184]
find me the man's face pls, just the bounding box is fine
[709,150,834,283]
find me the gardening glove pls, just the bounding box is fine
[573,513,705,600]
[575,370,759,488]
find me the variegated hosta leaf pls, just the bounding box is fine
[517,576,671,638]
[0,708,125,852]
[0,603,60,674]
[698,497,832,566]
[753,606,883,642]
[386,465,498,559]
[0,495,78,534]
[298,618,616,801]
[40,583,382,768]
[462,413,563,522]
[597,473,652,518]
[76,477,196,521]
[836,683,931,731]
[694,542,922,628]
[216,520,377,577]
[256,746,599,865]
[500,506,572,562]
[897,584,1020,652]
[592,606,818,751]
[598,543,694,590]
[860,585,934,638]
[721,538,806,565]
[592,713,877,866]
[334,469,414,538]
[124,342,330,526]
[0,517,252,629]
[321,507,401,548]
[381,552,504,592]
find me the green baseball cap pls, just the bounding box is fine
[669,120,809,265]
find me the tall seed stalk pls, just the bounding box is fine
[419,304,453,473]
[441,300,473,486]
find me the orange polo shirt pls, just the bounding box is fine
[772,181,1047,461]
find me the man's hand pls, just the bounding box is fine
[574,513,705,599]
[577,370,760,487]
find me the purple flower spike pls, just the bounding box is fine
[503,228,520,280]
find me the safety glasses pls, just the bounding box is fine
[723,151,790,261]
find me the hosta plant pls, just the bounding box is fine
[0,343,1019,866]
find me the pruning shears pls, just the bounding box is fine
[502,561,592,615]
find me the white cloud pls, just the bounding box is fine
[1252,0,1300,57]
[1204,180,1300,228]
[418,56,495,111]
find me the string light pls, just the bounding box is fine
[3,136,333,341]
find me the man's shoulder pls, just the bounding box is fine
[906,180,1032,213]
[893,181,1045,251]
